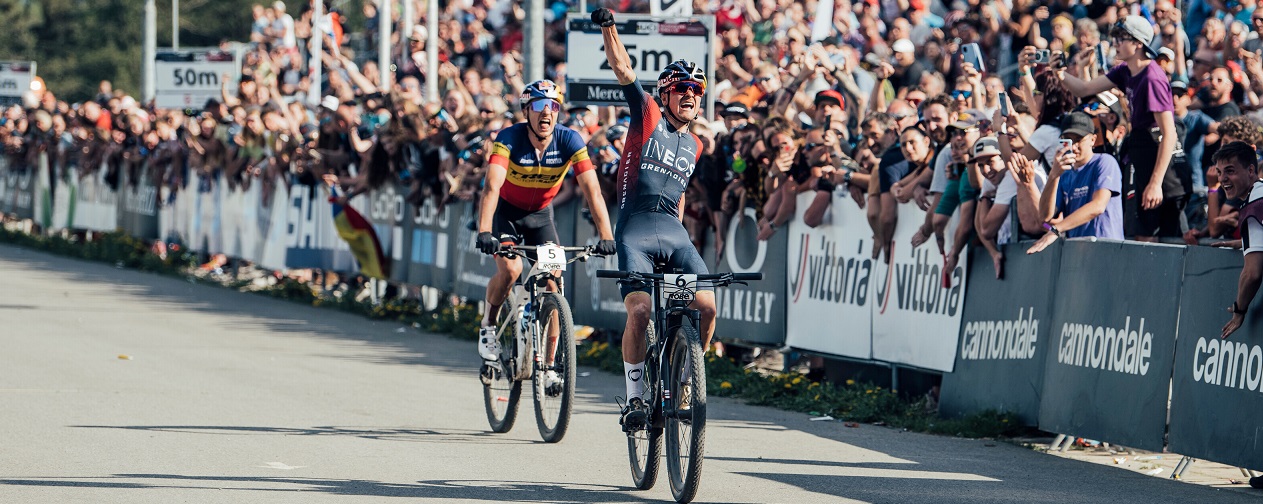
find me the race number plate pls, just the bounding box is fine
[536,244,567,271]
[661,274,697,307]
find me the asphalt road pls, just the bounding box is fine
[0,243,1257,504]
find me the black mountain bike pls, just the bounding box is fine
[596,269,761,503]
[480,243,594,443]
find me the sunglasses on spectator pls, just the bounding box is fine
[479,108,495,114]
[803,142,824,150]
[670,81,705,96]
[528,100,561,113]
[951,90,972,99]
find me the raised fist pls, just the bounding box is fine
[591,8,615,28]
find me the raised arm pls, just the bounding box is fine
[594,9,637,85]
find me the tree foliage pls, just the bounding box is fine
[0,0,258,103]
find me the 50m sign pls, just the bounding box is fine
[154,50,238,111]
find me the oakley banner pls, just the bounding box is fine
[707,205,787,347]
[571,205,627,332]
[450,201,496,300]
[1037,240,1183,452]
[365,183,412,284]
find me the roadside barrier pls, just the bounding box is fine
[5,156,1257,470]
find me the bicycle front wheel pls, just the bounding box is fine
[628,319,660,490]
[665,324,706,503]
[533,292,576,443]
[482,304,522,433]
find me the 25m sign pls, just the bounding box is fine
[565,14,713,99]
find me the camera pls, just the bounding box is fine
[1033,49,1051,65]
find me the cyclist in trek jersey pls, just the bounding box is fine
[592,7,717,430]
[475,80,617,382]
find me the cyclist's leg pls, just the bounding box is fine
[618,233,656,404]
[666,230,716,349]
[483,211,523,328]
[520,206,562,365]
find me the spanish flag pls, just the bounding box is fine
[328,187,389,279]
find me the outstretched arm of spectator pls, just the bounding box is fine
[221,73,242,108]
[596,10,637,85]
[1057,62,1116,99]
[869,63,894,114]
[878,193,898,263]
[337,54,380,95]
[803,185,833,228]
[1009,154,1046,236]
[1142,111,1177,210]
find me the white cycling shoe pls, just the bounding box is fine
[478,326,501,361]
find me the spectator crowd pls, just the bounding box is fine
[5,0,1263,286]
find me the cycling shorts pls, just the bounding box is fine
[492,199,559,246]
[615,212,711,299]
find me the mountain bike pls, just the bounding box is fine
[480,242,594,443]
[596,268,762,503]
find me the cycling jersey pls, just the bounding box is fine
[616,82,703,225]
[488,122,594,212]
[614,82,709,298]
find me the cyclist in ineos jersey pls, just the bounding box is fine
[592,8,717,430]
[475,80,618,385]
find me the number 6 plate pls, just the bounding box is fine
[661,274,698,307]
[536,244,566,271]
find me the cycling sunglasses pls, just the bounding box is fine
[528,100,561,113]
[951,90,973,100]
[669,81,705,96]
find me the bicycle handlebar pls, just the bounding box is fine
[596,270,763,282]
[498,244,593,254]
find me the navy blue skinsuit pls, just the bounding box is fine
[615,82,710,298]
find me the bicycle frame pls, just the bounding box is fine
[495,244,590,380]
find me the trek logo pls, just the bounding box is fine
[789,234,872,307]
[512,172,564,184]
[875,244,964,316]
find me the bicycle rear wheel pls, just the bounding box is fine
[665,324,706,503]
[482,304,522,433]
[533,292,575,443]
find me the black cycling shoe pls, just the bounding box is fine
[620,397,649,432]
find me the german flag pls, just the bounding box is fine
[328,187,389,279]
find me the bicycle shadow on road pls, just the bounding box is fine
[67,424,539,445]
[0,474,641,502]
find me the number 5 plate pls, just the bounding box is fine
[536,244,566,271]
[661,274,697,307]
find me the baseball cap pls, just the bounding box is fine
[893,39,916,54]
[321,94,340,112]
[1170,78,1190,94]
[970,136,1001,161]
[1157,47,1175,61]
[411,25,427,41]
[721,101,750,117]
[605,124,628,142]
[1113,16,1158,58]
[814,89,845,108]
[948,109,987,131]
[1060,111,1096,137]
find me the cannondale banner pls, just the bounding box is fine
[1169,246,1263,471]
[1037,240,1184,452]
[940,240,1061,426]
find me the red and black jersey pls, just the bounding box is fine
[616,82,702,227]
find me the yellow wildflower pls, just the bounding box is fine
[720,381,732,389]
[846,379,856,386]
